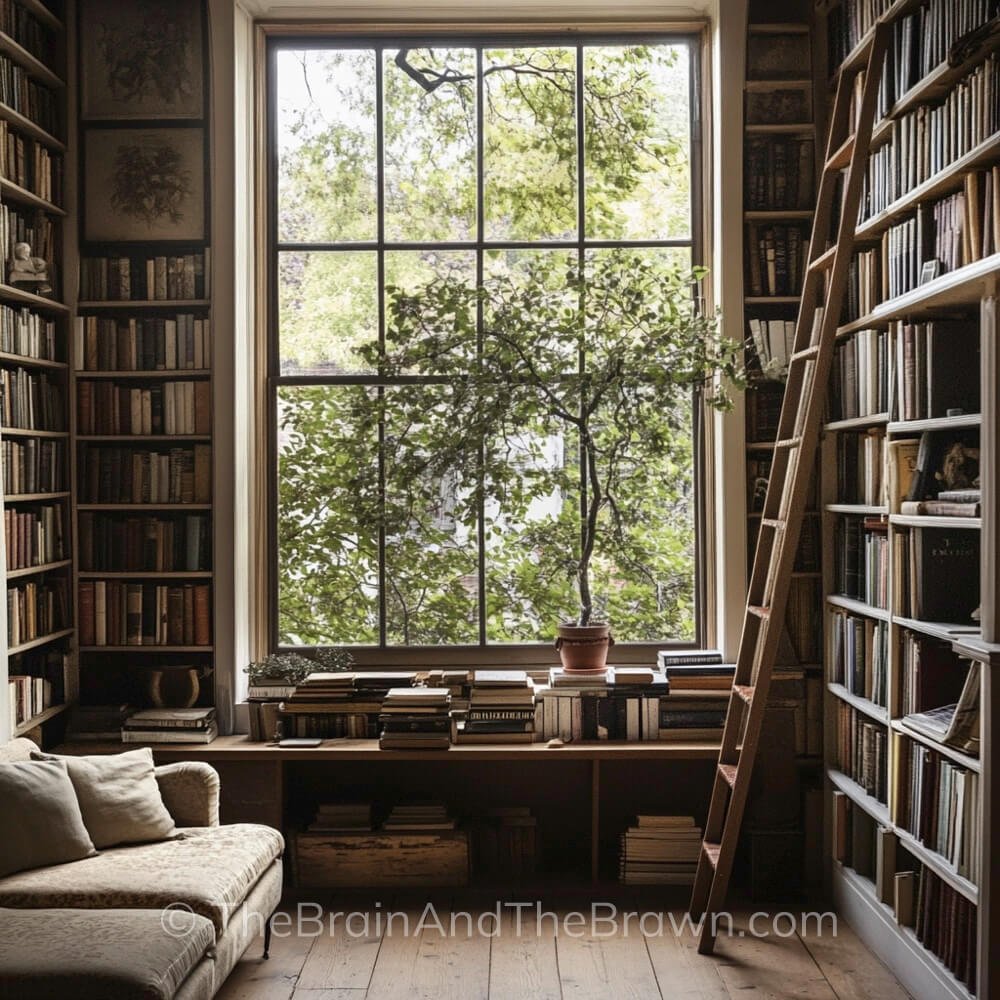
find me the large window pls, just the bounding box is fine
[268,31,705,652]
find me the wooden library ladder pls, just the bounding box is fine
[689,22,891,955]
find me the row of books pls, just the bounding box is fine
[912,865,978,994]
[0,303,57,361]
[894,526,979,626]
[836,429,883,507]
[872,0,997,120]
[0,0,53,65]
[843,247,881,322]
[834,516,888,609]
[77,513,211,573]
[77,581,211,647]
[619,815,702,886]
[1,438,64,495]
[930,172,1000,275]
[827,0,894,67]
[0,119,61,206]
[898,632,970,717]
[1,203,54,272]
[0,368,63,431]
[896,738,980,883]
[893,319,979,422]
[837,701,888,804]
[0,54,57,138]
[79,253,210,302]
[75,314,212,372]
[746,381,782,441]
[121,707,218,745]
[744,223,808,297]
[3,502,64,570]
[78,445,212,505]
[861,56,1000,221]
[743,137,814,212]
[76,380,211,436]
[830,328,889,420]
[6,578,67,647]
[6,672,53,732]
[746,317,794,378]
[470,808,537,879]
[828,609,889,709]
[785,576,823,663]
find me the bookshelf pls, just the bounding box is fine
[0,0,72,745]
[819,2,1000,997]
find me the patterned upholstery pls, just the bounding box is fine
[155,762,220,827]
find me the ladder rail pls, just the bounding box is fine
[689,23,892,953]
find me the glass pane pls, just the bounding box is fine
[276,386,380,645]
[383,48,477,241]
[384,250,477,374]
[278,251,377,375]
[276,48,377,243]
[484,47,577,241]
[383,386,480,645]
[584,44,691,240]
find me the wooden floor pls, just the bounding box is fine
[217,895,912,1000]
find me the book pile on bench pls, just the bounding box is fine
[619,815,703,885]
[455,670,535,744]
[379,687,451,750]
[121,707,217,744]
[657,650,733,742]
[307,802,374,833]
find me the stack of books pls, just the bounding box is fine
[457,670,535,744]
[471,806,537,879]
[65,702,132,742]
[279,672,375,740]
[382,803,455,830]
[379,687,451,750]
[307,802,374,834]
[121,707,217,744]
[656,651,732,742]
[619,815,704,885]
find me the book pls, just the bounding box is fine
[121,722,218,744]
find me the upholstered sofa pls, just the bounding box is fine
[0,737,284,999]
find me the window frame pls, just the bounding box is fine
[263,23,712,665]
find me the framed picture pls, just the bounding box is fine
[80,0,205,120]
[84,128,206,242]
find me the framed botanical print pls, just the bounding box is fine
[84,128,206,242]
[80,0,205,120]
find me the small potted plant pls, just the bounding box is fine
[245,648,354,690]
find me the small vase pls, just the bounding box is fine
[147,667,200,709]
[555,622,614,674]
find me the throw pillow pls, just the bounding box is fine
[32,747,176,848]
[0,759,97,877]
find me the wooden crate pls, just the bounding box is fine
[293,830,469,888]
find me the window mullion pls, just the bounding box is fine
[475,45,487,646]
[376,46,388,647]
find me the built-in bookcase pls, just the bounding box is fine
[819,2,1000,997]
[0,0,73,744]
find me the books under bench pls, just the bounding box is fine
[619,815,704,886]
[75,314,211,372]
[76,380,210,436]
[77,581,211,647]
[80,253,209,302]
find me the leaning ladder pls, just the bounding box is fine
[689,23,891,955]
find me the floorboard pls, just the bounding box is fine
[215,917,313,1000]
[488,906,562,1000]
[556,915,664,1000]
[642,914,729,1000]
[295,904,385,992]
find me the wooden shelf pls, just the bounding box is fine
[75,435,212,442]
[748,23,810,34]
[13,701,69,737]
[837,254,1000,334]
[77,300,211,309]
[827,683,889,724]
[0,102,64,151]
[17,0,63,32]
[887,413,981,434]
[0,351,67,370]
[832,0,924,77]
[890,719,981,774]
[76,503,213,511]
[79,645,213,653]
[828,768,891,826]
[54,734,723,761]
[0,30,64,88]
[0,427,68,439]
[0,176,64,215]
[6,558,72,580]
[745,123,814,134]
[892,616,979,643]
[824,412,889,432]
[4,491,70,502]
[0,282,69,312]
[889,514,980,530]
[7,627,73,656]
[745,78,812,91]
[826,503,888,516]
[77,570,212,579]
[827,594,891,621]
[894,826,979,906]
[75,369,211,379]
[745,296,800,304]
[744,210,814,220]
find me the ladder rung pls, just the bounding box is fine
[790,345,820,363]
[748,605,770,620]
[718,763,738,788]
[808,245,836,272]
[826,134,855,171]
[702,841,721,867]
[774,437,802,450]
[761,517,785,529]
[734,684,756,703]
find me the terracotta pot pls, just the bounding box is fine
[554,622,614,674]
[147,667,200,708]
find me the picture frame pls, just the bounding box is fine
[84,128,206,243]
[80,0,205,120]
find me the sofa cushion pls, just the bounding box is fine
[0,823,284,934]
[0,906,215,1000]
[0,760,97,878]
[32,748,177,848]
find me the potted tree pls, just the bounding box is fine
[372,251,742,673]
